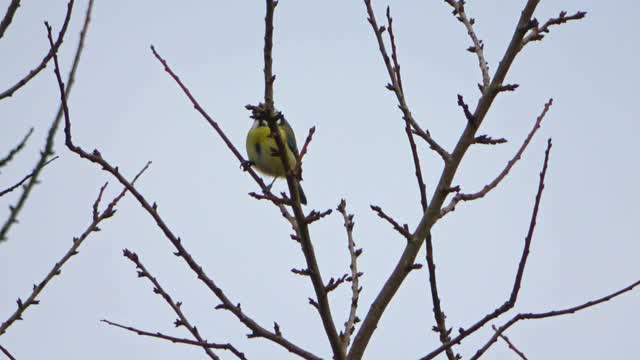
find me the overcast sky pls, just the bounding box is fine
[1,0,639,359]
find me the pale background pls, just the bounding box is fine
[1,1,638,359]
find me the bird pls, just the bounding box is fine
[246,114,307,205]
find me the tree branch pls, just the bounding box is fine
[445,0,491,89]
[47,23,320,360]
[440,99,553,218]
[384,8,428,211]
[0,0,20,40]
[0,127,32,169]
[349,2,574,357]
[424,229,458,360]
[522,10,587,46]
[0,344,16,360]
[251,2,344,357]
[120,249,245,360]
[101,319,246,360]
[0,156,57,198]
[364,1,450,162]
[491,325,528,360]
[419,138,552,360]
[0,0,74,100]
[370,205,411,241]
[337,200,362,352]
[0,171,143,336]
[0,0,92,243]
[470,278,640,360]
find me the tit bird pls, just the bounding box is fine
[246,115,307,205]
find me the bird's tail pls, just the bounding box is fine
[297,183,307,205]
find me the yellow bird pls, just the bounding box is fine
[246,116,307,204]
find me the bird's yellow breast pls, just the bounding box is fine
[246,126,297,177]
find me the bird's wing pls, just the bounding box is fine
[282,119,300,156]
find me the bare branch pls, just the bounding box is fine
[349,2,548,357]
[325,274,349,293]
[471,278,640,360]
[0,344,16,360]
[305,208,333,225]
[48,24,319,360]
[248,3,344,356]
[294,126,316,180]
[149,48,274,195]
[263,0,277,111]
[385,9,428,210]
[440,99,553,218]
[0,168,144,336]
[523,11,587,46]
[337,200,362,351]
[364,1,450,162]
[491,325,528,360]
[102,320,246,359]
[474,135,507,145]
[424,230,458,360]
[248,191,290,206]
[0,127,33,169]
[0,156,57,198]
[121,249,244,360]
[0,0,93,243]
[370,205,411,241]
[0,0,74,100]
[248,111,344,357]
[0,0,20,39]
[445,0,491,89]
[420,139,553,360]
[457,94,476,124]
[404,119,428,211]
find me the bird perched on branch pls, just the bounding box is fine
[246,113,307,205]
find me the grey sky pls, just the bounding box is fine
[1,0,638,359]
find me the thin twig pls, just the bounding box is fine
[294,126,316,180]
[424,229,457,360]
[263,0,277,111]
[120,249,245,360]
[150,47,298,226]
[384,8,428,211]
[370,205,411,241]
[474,135,507,145]
[0,0,74,100]
[0,0,20,39]
[48,25,319,360]
[254,1,344,357]
[445,0,491,89]
[0,344,16,360]
[522,11,587,46]
[0,128,33,169]
[440,99,553,218]
[337,200,362,351]
[364,0,450,162]
[0,156,57,198]
[101,320,246,360]
[419,139,552,360]
[0,165,146,336]
[470,279,640,360]
[491,325,528,360]
[258,100,345,359]
[457,94,476,124]
[149,47,268,191]
[349,2,578,357]
[0,0,92,243]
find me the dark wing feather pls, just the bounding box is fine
[282,118,300,156]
